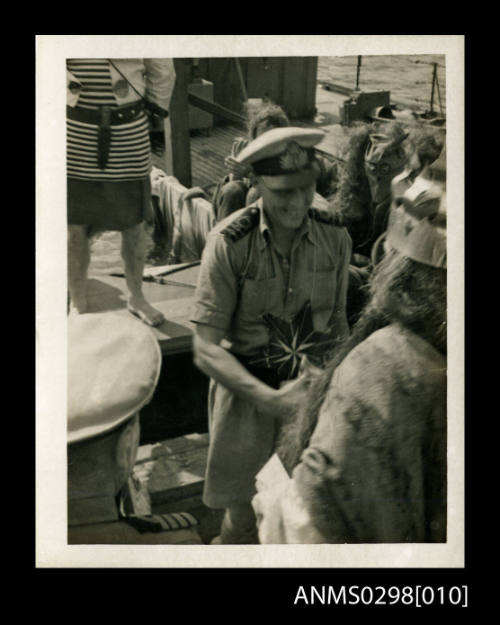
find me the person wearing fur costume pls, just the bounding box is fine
[329,121,444,326]
[253,182,447,544]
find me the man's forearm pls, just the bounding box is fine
[332,309,349,342]
[193,337,278,412]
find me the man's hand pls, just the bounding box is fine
[268,356,324,420]
[224,156,251,180]
[193,326,318,422]
[262,373,311,421]
[299,354,324,380]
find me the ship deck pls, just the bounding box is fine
[83,87,353,544]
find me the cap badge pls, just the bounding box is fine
[279,141,308,171]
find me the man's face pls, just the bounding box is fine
[364,144,407,204]
[258,180,315,232]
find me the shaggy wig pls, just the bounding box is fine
[328,122,374,228]
[405,124,445,170]
[277,247,447,472]
[329,121,445,232]
[245,101,290,140]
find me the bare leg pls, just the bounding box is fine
[211,503,259,544]
[121,222,165,327]
[68,224,90,314]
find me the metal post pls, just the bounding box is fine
[430,62,437,115]
[355,55,362,90]
[435,72,444,116]
[234,58,248,102]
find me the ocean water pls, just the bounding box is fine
[318,54,446,114]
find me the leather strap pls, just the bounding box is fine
[67,102,145,169]
[66,100,145,126]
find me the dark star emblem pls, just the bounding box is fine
[248,300,339,379]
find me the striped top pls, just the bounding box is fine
[67,59,151,181]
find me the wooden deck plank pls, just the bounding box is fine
[190,124,242,188]
[136,432,209,462]
[152,122,243,190]
[133,433,209,506]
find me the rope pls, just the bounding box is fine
[413,60,445,68]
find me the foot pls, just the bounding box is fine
[127,296,165,327]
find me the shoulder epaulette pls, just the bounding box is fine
[308,207,343,227]
[220,206,260,242]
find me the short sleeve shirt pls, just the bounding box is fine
[191,199,352,356]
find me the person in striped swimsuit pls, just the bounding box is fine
[67,58,175,326]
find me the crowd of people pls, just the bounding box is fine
[66,58,448,546]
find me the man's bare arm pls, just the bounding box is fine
[193,324,309,419]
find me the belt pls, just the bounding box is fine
[232,352,297,389]
[67,101,146,169]
[66,101,145,125]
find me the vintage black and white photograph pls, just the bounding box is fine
[36,35,464,569]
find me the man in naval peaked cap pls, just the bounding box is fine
[191,127,352,544]
[67,312,201,544]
